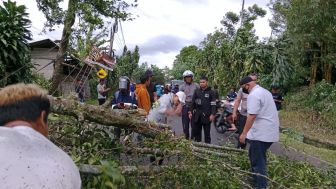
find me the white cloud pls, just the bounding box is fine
[16,0,272,69]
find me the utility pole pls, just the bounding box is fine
[109,17,118,57]
[240,0,245,27]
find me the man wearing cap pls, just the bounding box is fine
[239,76,279,189]
[0,83,81,189]
[145,69,157,107]
[189,76,216,144]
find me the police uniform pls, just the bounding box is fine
[179,82,199,139]
[190,87,216,144]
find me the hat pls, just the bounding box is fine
[145,69,154,77]
[175,91,186,104]
[239,76,253,85]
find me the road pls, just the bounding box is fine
[167,116,334,169]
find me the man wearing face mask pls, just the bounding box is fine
[239,76,279,189]
[232,73,258,149]
[0,84,81,189]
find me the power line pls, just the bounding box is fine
[119,20,126,46]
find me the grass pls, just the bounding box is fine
[280,133,336,165]
[85,98,99,106]
[279,110,336,145]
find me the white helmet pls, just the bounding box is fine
[182,70,194,78]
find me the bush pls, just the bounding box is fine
[284,81,336,131]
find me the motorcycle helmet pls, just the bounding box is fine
[182,70,194,78]
[119,76,130,90]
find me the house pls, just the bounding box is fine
[29,39,92,99]
[29,39,58,80]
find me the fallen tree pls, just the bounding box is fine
[47,97,336,189]
[48,96,171,138]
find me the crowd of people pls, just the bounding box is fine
[0,68,284,188]
[94,69,284,188]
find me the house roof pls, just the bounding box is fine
[29,39,59,49]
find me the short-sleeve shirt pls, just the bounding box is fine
[97,84,106,99]
[237,88,249,116]
[246,85,279,142]
[272,92,284,110]
[0,126,81,189]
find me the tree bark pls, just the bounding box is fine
[310,56,318,86]
[48,96,171,138]
[79,164,189,176]
[192,142,247,153]
[49,0,77,94]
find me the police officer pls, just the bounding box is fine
[179,70,199,140]
[189,76,216,144]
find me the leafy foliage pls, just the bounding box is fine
[48,113,336,188]
[270,0,336,84]
[172,4,295,95]
[0,0,33,86]
[284,81,336,131]
[35,0,137,93]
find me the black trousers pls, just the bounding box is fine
[98,98,106,105]
[193,119,211,144]
[236,114,247,149]
[182,105,192,139]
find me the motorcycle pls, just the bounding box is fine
[214,99,235,134]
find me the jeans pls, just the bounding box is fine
[248,140,273,189]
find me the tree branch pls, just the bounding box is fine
[48,96,171,138]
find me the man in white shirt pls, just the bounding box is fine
[0,83,81,189]
[97,78,111,105]
[239,77,279,189]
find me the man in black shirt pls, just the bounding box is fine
[189,76,216,144]
[271,84,284,111]
[145,69,157,107]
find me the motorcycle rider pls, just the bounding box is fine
[189,76,216,144]
[179,70,199,140]
[112,76,137,109]
[112,76,137,140]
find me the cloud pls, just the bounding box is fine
[138,34,203,55]
[174,0,208,5]
[20,0,272,70]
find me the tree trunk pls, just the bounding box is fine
[48,96,171,138]
[321,43,333,83]
[310,54,318,86]
[49,0,77,94]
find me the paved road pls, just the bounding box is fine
[167,116,335,169]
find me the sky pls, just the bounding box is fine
[14,0,272,69]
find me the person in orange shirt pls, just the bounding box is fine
[135,75,151,114]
